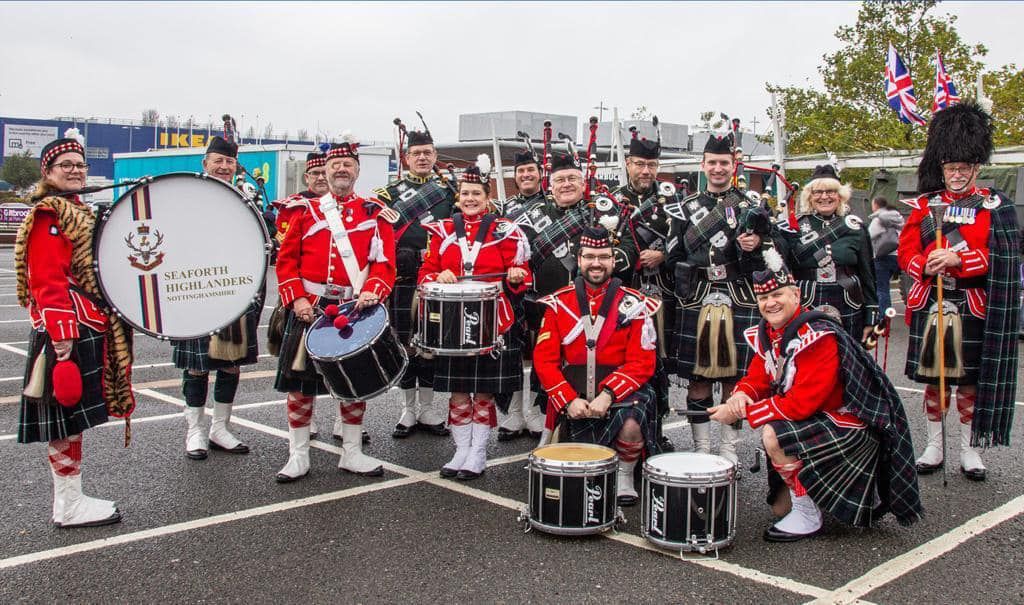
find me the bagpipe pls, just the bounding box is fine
[222,113,268,206]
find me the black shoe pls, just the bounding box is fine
[439,467,459,479]
[55,510,123,529]
[497,428,527,442]
[341,465,385,477]
[392,423,415,438]
[915,460,942,474]
[209,441,250,454]
[275,471,308,484]
[961,466,986,481]
[418,422,451,437]
[763,524,819,543]
[527,430,542,439]
[617,493,639,507]
[362,430,371,444]
[186,449,208,460]
[456,468,484,481]
[657,435,675,453]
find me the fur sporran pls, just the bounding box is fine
[209,317,248,362]
[267,301,287,357]
[917,301,965,379]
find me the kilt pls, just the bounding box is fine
[388,278,418,343]
[273,304,330,396]
[433,334,523,396]
[172,302,261,372]
[674,283,760,381]
[799,281,865,340]
[904,290,984,385]
[770,415,882,528]
[565,384,658,456]
[19,325,109,443]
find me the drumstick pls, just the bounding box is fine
[674,409,711,419]
[456,272,508,281]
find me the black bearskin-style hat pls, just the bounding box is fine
[40,129,85,168]
[406,130,434,149]
[513,149,539,168]
[459,154,491,193]
[305,152,326,171]
[549,151,581,174]
[628,137,661,160]
[206,136,238,158]
[703,133,733,155]
[917,100,993,193]
[752,248,796,295]
[578,225,612,250]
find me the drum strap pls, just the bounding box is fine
[573,277,621,400]
[319,194,369,293]
[453,213,496,277]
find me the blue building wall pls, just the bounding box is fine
[1,115,311,179]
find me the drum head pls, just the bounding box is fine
[534,443,616,463]
[94,173,268,339]
[420,280,499,299]
[645,452,734,482]
[306,301,388,361]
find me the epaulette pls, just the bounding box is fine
[617,286,662,320]
[373,187,392,203]
[365,196,399,224]
[900,194,930,211]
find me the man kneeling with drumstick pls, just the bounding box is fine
[532,226,660,505]
[708,249,922,541]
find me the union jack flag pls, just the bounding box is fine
[884,43,927,125]
[931,50,961,113]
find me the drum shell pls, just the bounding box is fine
[526,445,619,536]
[415,282,499,356]
[641,453,737,552]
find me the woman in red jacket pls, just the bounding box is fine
[14,132,134,527]
[418,161,531,480]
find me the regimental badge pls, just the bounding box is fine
[725,207,737,228]
[799,220,811,233]
[125,223,165,271]
[596,197,613,212]
[710,231,728,249]
[553,242,569,258]
[983,195,1000,209]
[845,215,861,230]
[687,200,701,211]
[396,182,409,193]
[495,221,513,234]
[618,294,637,317]
[529,208,542,219]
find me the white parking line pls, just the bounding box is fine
[0,342,27,356]
[811,493,1024,604]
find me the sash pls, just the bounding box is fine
[392,180,451,233]
[681,190,746,252]
[790,215,856,265]
[918,193,984,252]
[530,205,589,266]
[319,194,369,293]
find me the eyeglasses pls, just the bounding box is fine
[551,175,583,185]
[54,162,89,172]
[810,190,838,197]
[580,253,614,262]
[628,159,659,170]
[306,170,326,177]
[942,164,976,175]
[407,150,435,158]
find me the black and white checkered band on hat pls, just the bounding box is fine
[40,139,85,168]
[305,152,326,171]
[752,248,795,294]
[326,142,359,161]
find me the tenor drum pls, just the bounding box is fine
[305,301,408,402]
[641,452,737,554]
[93,173,270,339]
[414,281,500,356]
[521,443,621,536]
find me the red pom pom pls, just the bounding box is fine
[52,360,82,408]
[324,304,339,318]
[333,315,350,330]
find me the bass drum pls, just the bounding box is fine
[305,301,408,402]
[94,172,270,339]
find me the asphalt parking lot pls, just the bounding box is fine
[1,247,1022,604]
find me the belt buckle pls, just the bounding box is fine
[815,262,837,284]
[942,275,957,290]
[706,264,727,281]
[324,284,344,299]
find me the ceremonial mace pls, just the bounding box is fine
[929,199,950,487]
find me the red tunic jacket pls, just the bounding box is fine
[735,310,863,429]
[897,187,992,319]
[272,191,315,246]
[276,192,396,306]
[532,281,659,411]
[24,201,109,341]
[418,214,532,334]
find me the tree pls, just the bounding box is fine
[141,109,159,126]
[984,64,1024,145]
[2,151,41,190]
[769,1,987,156]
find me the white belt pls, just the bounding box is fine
[302,279,354,301]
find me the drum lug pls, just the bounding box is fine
[613,507,627,532]
[516,508,532,533]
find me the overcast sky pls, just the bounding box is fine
[1,1,1020,143]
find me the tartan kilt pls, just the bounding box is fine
[565,384,658,456]
[770,415,882,528]
[172,303,261,372]
[904,290,984,385]
[273,304,330,396]
[432,333,523,395]
[19,325,109,443]
[799,281,864,340]
[388,278,418,343]
[674,284,760,381]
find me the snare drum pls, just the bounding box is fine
[521,443,622,536]
[305,301,408,402]
[641,452,737,554]
[94,173,270,339]
[414,281,500,356]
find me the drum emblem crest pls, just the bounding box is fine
[125,223,165,271]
